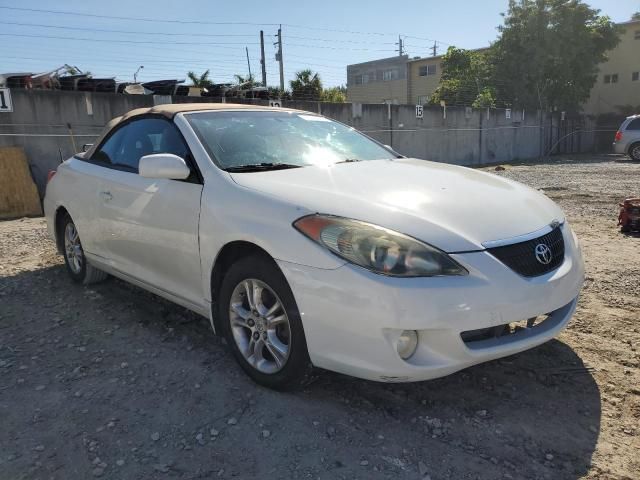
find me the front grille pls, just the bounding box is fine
[487,226,565,277]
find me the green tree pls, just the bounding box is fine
[290,69,323,101]
[491,0,620,111]
[430,47,495,107]
[187,70,212,87]
[321,85,347,103]
[632,11,640,20]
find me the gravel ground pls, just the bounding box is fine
[0,154,638,480]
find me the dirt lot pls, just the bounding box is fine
[0,154,638,480]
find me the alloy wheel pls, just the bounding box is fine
[228,278,291,374]
[64,222,84,274]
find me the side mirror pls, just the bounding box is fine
[82,143,94,152]
[139,154,191,180]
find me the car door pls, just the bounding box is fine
[96,116,204,307]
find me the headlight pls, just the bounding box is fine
[293,214,467,277]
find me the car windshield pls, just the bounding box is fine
[185,110,396,170]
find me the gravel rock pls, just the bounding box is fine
[1,158,638,480]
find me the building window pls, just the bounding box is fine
[612,73,618,83]
[382,69,397,81]
[604,74,610,83]
[417,95,429,105]
[632,72,639,81]
[355,74,370,85]
[418,64,437,76]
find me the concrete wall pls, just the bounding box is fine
[0,89,594,196]
[0,90,154,193]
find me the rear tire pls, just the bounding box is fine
[629,142,640,161]
[217,254,312,390]
[60,213,108,285]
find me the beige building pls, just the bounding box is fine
[347,20,639,114]
[407,55,443,105]
[346,55,410,104]
[583,19,640,115]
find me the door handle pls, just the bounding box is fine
[100,191,113,201]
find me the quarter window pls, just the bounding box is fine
[92,118,189,173]
[627,118,640,130]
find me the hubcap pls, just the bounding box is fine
[229,279,291,374]
[64,222,84,274]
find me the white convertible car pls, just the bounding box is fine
[44,104,584,389]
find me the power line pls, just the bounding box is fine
[0,5,279,26]
[0,32,258,46]
[0,20,257,37]
[0,21,405,47]
[0,5,451,43]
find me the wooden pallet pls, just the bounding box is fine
[0,147,42,220]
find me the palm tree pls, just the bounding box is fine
[233,74,255,87]
[290,69,322,101]
[187,70,212,87]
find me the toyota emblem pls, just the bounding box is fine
[534,243,553,265]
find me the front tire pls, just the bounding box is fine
[218,255,312,390]
[60,214,108,285]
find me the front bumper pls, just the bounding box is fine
[277,225,584,382]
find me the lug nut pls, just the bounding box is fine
[253,332,259,340]
[262,332,268,340]
[247,319,255,327]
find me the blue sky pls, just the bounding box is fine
[1,0,638,88]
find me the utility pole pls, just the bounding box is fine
[275,25,285,92]
[431,41,438,57]
[245,47,252,80]
[396,35,404,56]
[260,30,267,87]
[245,47,253,98]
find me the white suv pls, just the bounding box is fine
[44,103,584,389]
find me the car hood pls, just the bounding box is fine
[229,158,565,252]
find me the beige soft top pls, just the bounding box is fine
[84,103,305,158]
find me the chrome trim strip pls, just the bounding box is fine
[481,220,564,249]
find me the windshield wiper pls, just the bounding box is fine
[224,162,303,172]
[335,158,364,164]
